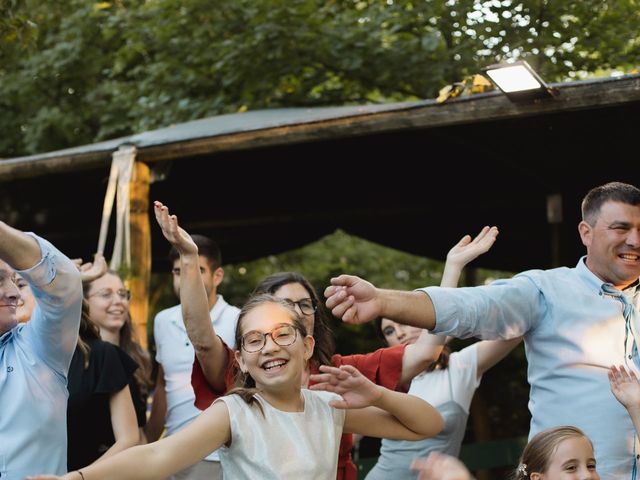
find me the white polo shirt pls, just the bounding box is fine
[154,294,239,461]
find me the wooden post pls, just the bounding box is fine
[128,161,151,348]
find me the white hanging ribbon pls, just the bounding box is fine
[96,145,137,270]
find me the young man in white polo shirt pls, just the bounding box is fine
[146,234,239,480]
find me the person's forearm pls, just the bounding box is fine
[145,369,167,442]
[373,387,444,438]
[379,289,437,330]
[440,261,464,288]
[399,332,446,384]
[63,443,168,480]
[627,406,640,438]
[97,436,139,463]
[0,221,41,269]
[179,254,228,391]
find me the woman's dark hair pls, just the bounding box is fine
[83,271,153,397]
[375,317,450,371]
[252,272,334,368]
[510,425,594,479]
[227,294,309,411]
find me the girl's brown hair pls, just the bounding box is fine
[227,294,309,411]
[511,426,594,479]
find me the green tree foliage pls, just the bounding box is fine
[2,0,639,156]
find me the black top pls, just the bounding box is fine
[66,338,140,470]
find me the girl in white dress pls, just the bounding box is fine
[28,213,444,480]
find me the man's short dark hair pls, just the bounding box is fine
[169,234,222,269]
[581,182,640,225]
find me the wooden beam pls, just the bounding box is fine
[2,75,639,181]
[127,161,151,348]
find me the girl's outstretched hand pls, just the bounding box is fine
[309,364,382,409]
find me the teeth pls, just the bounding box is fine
[621,254,639,260]
[263,360,286,370]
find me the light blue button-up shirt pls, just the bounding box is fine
[421,257,637,480]
[0,234,82,479]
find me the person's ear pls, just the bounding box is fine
[530,472,543,480]
[213,266,224,288]
[235,350,248,374]
[578,220,593,248]
[303,335,315,362]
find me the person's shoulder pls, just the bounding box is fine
[153,304,181,323]
[511,266,574,290]
[216,295,241,316]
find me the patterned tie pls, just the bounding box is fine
[601,283,640,370]
[602,283,640,478]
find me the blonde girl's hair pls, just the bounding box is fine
[511,426,594,480]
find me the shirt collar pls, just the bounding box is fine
[0,324,19,347]
[576,255,640,296]
[210,294,228,321]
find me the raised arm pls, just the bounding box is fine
[0,221,41,269]
[153,201,228,392]
[27,401,231,480]
[399,226,500,382]
[440,226,498,288]
[325,275,436,329]
[0,221,82,372]
[309,364,444,440]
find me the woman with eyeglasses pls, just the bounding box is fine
[83,269,153,442]
[154,201,446,480]
[28,294,444,480]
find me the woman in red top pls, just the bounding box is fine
[154,201,443,480]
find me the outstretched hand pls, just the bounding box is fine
[411,452,472,480]
[153,201,198,256]
[446,226,498,269]
[609,365,640,411]
[72,253,108,283]
[324,275,381,324]
[309,364,382,409]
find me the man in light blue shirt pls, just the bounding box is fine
[326,181,640,480]
[0,221,82,479]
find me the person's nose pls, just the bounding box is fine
[626,228,640,248]
[396,325,408,340]
[2,281,20,304]
[261,333,281,353]
[578,465,597,480]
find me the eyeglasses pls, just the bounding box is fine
[88,289,131,302]
[241,323,299,353]
[282,298,317,316]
